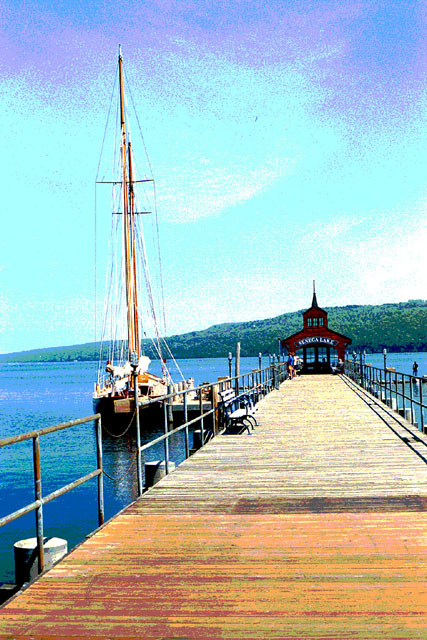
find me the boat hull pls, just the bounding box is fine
[93,395,164,433]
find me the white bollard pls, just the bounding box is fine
[144,460,176,489]
[14,537,67,585]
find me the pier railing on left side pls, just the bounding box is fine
[0,360,288,592]
[0,415,104,580]
[134,361,288,495]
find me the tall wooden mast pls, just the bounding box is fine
[118,47,139,360]
[128,141,140,353]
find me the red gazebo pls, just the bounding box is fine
[282,288,352,374]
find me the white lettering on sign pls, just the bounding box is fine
[295,337,338,347]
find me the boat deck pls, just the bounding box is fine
[1,374,427,638]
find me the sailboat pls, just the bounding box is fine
[93,47,174,425]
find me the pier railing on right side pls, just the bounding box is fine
[344,359,426,433]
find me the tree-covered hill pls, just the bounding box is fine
[0,300,425,362]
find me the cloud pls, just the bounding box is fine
[159,155,295,223]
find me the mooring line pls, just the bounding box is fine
[102,408,137,439]
[102,455,137,483]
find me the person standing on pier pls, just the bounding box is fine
[287,353,294,379]
[413,361,419,377]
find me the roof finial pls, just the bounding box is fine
[312,280,318,308]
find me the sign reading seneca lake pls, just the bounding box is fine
[295,337,338,347]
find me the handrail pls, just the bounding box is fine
[0,361,289,584]
[344,359,426,433]
[135,362,288,490]
[0,414,104,581]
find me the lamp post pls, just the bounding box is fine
[227,352,232,380]
[258,352,262,370]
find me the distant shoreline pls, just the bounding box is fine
[1,300,426,363]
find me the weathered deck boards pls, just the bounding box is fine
[2,374,427,639]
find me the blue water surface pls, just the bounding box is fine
[0,356,266,583]
[0,352,426,584]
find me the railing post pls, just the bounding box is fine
[402,373,406,414]
[199,385,205,445]
[184,390,189,459]
[420,381,425,433]
[33,435,44,575]
[96,415,104,526]
[394,371,398,411]
[133,369,143,497]
[383,349,387,403]
[163,400,170,475]
[211,382,219,435]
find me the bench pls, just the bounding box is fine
[218,388,258,434]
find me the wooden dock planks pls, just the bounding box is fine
[1,374,427,638]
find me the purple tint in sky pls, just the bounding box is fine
[0,0,426,353]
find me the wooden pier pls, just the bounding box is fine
[2,374,427,638]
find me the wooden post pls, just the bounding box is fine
[218,376,228,391]
[235,342,240,397]
[211,383,219,435]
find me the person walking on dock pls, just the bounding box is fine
[287,353,294,379]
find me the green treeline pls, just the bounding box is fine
[0,300,425,363]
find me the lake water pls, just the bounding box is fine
[0,356,266,584]
[0,352,426,584]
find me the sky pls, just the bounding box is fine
[0,0,426,354]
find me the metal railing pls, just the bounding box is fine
[133,361,288,496]
[345,359,426,433]
[0,414,104,579]
[0,361,288,585]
